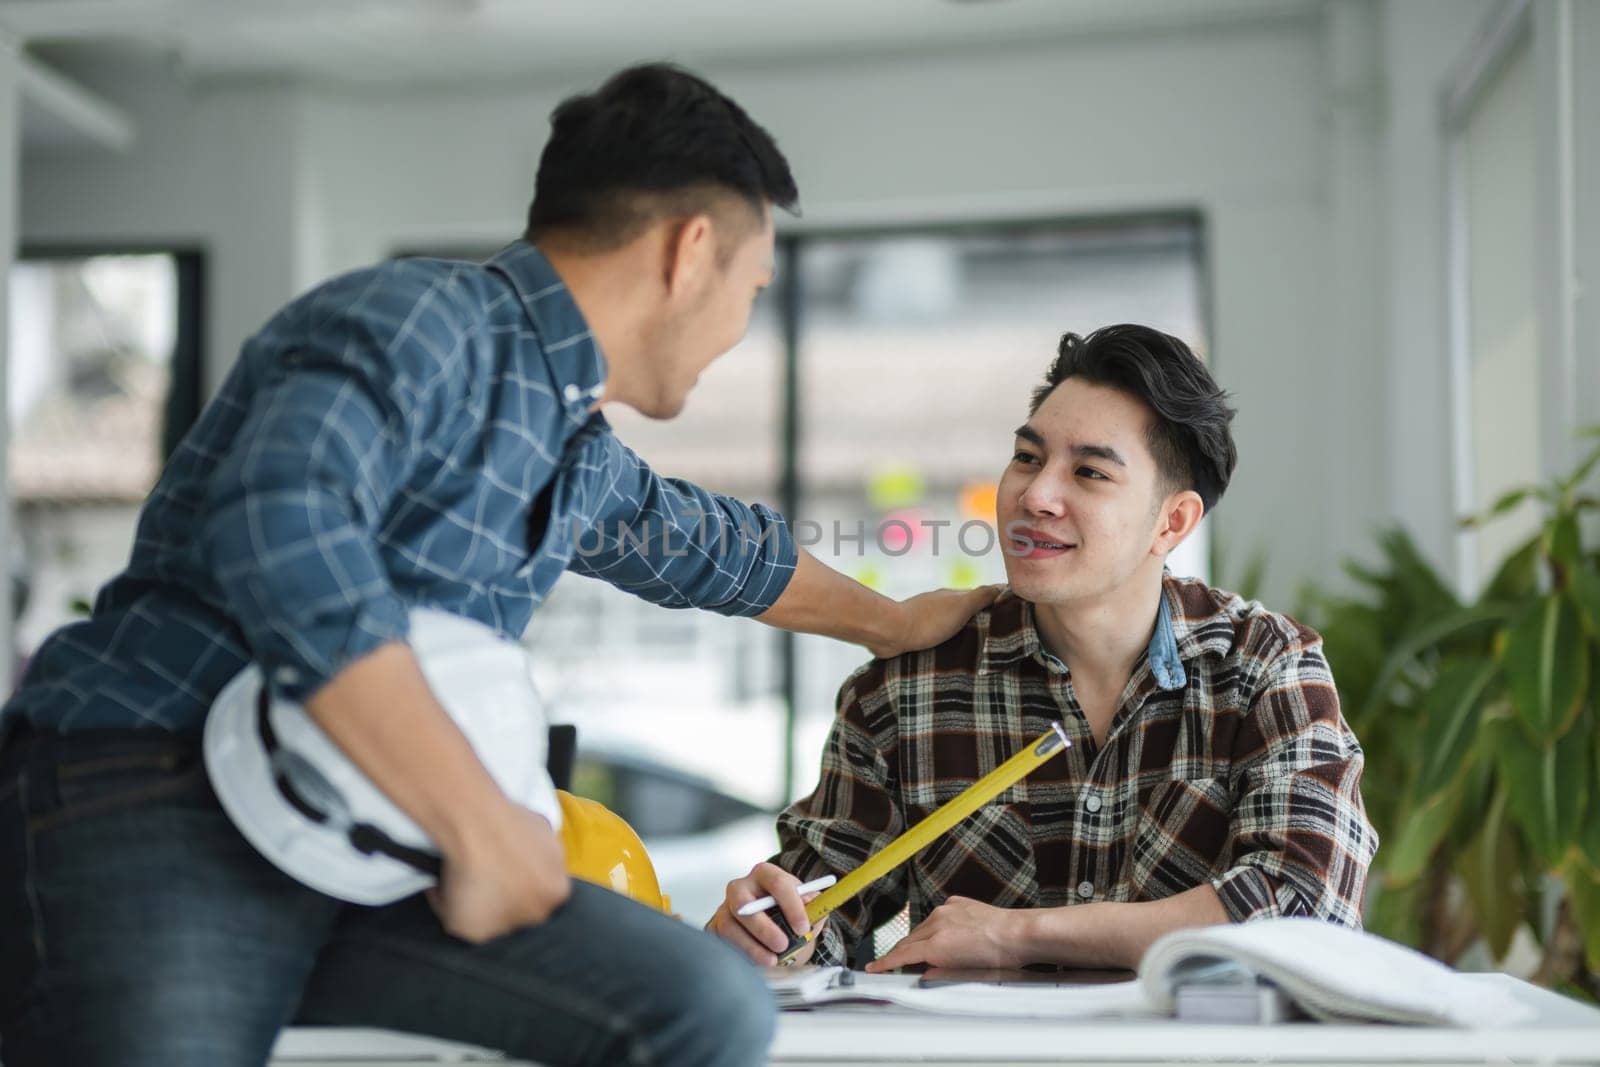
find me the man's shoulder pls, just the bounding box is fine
[1166,574,1325,670]
[246,256,509,398]
[272,256,498,343]
[838,591,1021,701]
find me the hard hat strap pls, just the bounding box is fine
[347,823,443,877]
[256,684,444,881]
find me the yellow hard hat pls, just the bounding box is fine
[557,790,672,914]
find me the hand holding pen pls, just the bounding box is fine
[707,725,1071,968]
[737,875,837,917]
[707,865,838,968]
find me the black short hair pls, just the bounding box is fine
[1030,325,1238,514]
[526,63,799,249]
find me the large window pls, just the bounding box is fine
[7,250,204,678]
[787,220,1209,805]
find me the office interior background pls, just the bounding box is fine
[0,0,1596,979]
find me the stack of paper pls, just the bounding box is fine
[1139,919,1534,1027]
[763,965,849,1010]
[762,966,1150,1018]
[764,919,1537,1028]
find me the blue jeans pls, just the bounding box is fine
[0,727,775,1066]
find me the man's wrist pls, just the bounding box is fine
[433,786,524,864]
[1012,904,1067,963]
[861,595,907,658]
[1018,902,1131,969]
[1004,906,1041,964]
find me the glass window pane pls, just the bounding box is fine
[790,222,1209,796]
[8,254,180,663]
[523,282,790,918]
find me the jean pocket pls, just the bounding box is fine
[35,744,205,833]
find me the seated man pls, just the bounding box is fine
[709,324,1378,972]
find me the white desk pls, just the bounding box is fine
[269,974,1600,1067]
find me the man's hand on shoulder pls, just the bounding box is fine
[864,896,1030,972]
[870,585,1004,660]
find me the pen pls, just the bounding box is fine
[736,875,838,917]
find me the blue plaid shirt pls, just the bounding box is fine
[3,242,797,734]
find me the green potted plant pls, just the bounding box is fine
[1305,430,1600,1000]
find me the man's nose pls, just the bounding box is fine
[1020,478,1064,517]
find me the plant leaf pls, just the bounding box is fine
[1544,513,1583,570]
[1570,563,1600,644]
[1457,786,1526,961]
[1587,696,1600,872]
[1560,440,1600,494]
[1377,528,1462,616]
[1416,658,1498,798]
[1485,486,1537,522]
[1566,863,1600,975]
[1360,603,1516,721]
[1484,534,1542,603]
[1384,780,1464,886]
[1493,715,1590,868]
[1365,873,1427,949]
[1501,595,1590,742]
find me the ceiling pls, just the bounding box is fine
[2,0,1320,88]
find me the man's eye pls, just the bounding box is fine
[1078,467,1108,481]
[1012,451,1040,466]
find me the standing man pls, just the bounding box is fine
[0,64,992,1066]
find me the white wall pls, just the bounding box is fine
[21,54,304,393]
[1378,0,1600,588]
[1379,0,1500,576]
[1577,2,1600,443]
[29,3,1573,608]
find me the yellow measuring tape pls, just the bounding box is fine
[773,721,1071,965]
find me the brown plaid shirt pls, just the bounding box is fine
[774,574,1378,966]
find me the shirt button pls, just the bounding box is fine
[1077,881,1095,900]
[1083,794,1102,814]
[563,384,582,403]
[273,666,300,687]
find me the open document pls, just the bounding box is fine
[767,918,1536,1027]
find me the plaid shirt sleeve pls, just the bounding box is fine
[771,663,909,966]
[567,433,797,616]
[198,269,467,703]
[1212,632,1379,926]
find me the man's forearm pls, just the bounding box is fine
[304,642,517,861]
[755,549,904,654]
[1018,884,1229,969]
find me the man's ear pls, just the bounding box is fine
[1151,489,1205,557]
[661,213,716,298]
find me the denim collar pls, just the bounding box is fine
[980,572,1233,691]
[485,240,608,422]
[1147,588,1186,690]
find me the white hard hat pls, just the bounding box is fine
[203,608,561,906]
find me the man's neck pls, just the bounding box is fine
[1031,568,1167,687]
[535,239,648,407]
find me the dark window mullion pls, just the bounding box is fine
[778,235,803,804]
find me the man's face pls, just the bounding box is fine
[996,378,1172,607]
[649,204,775,419]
